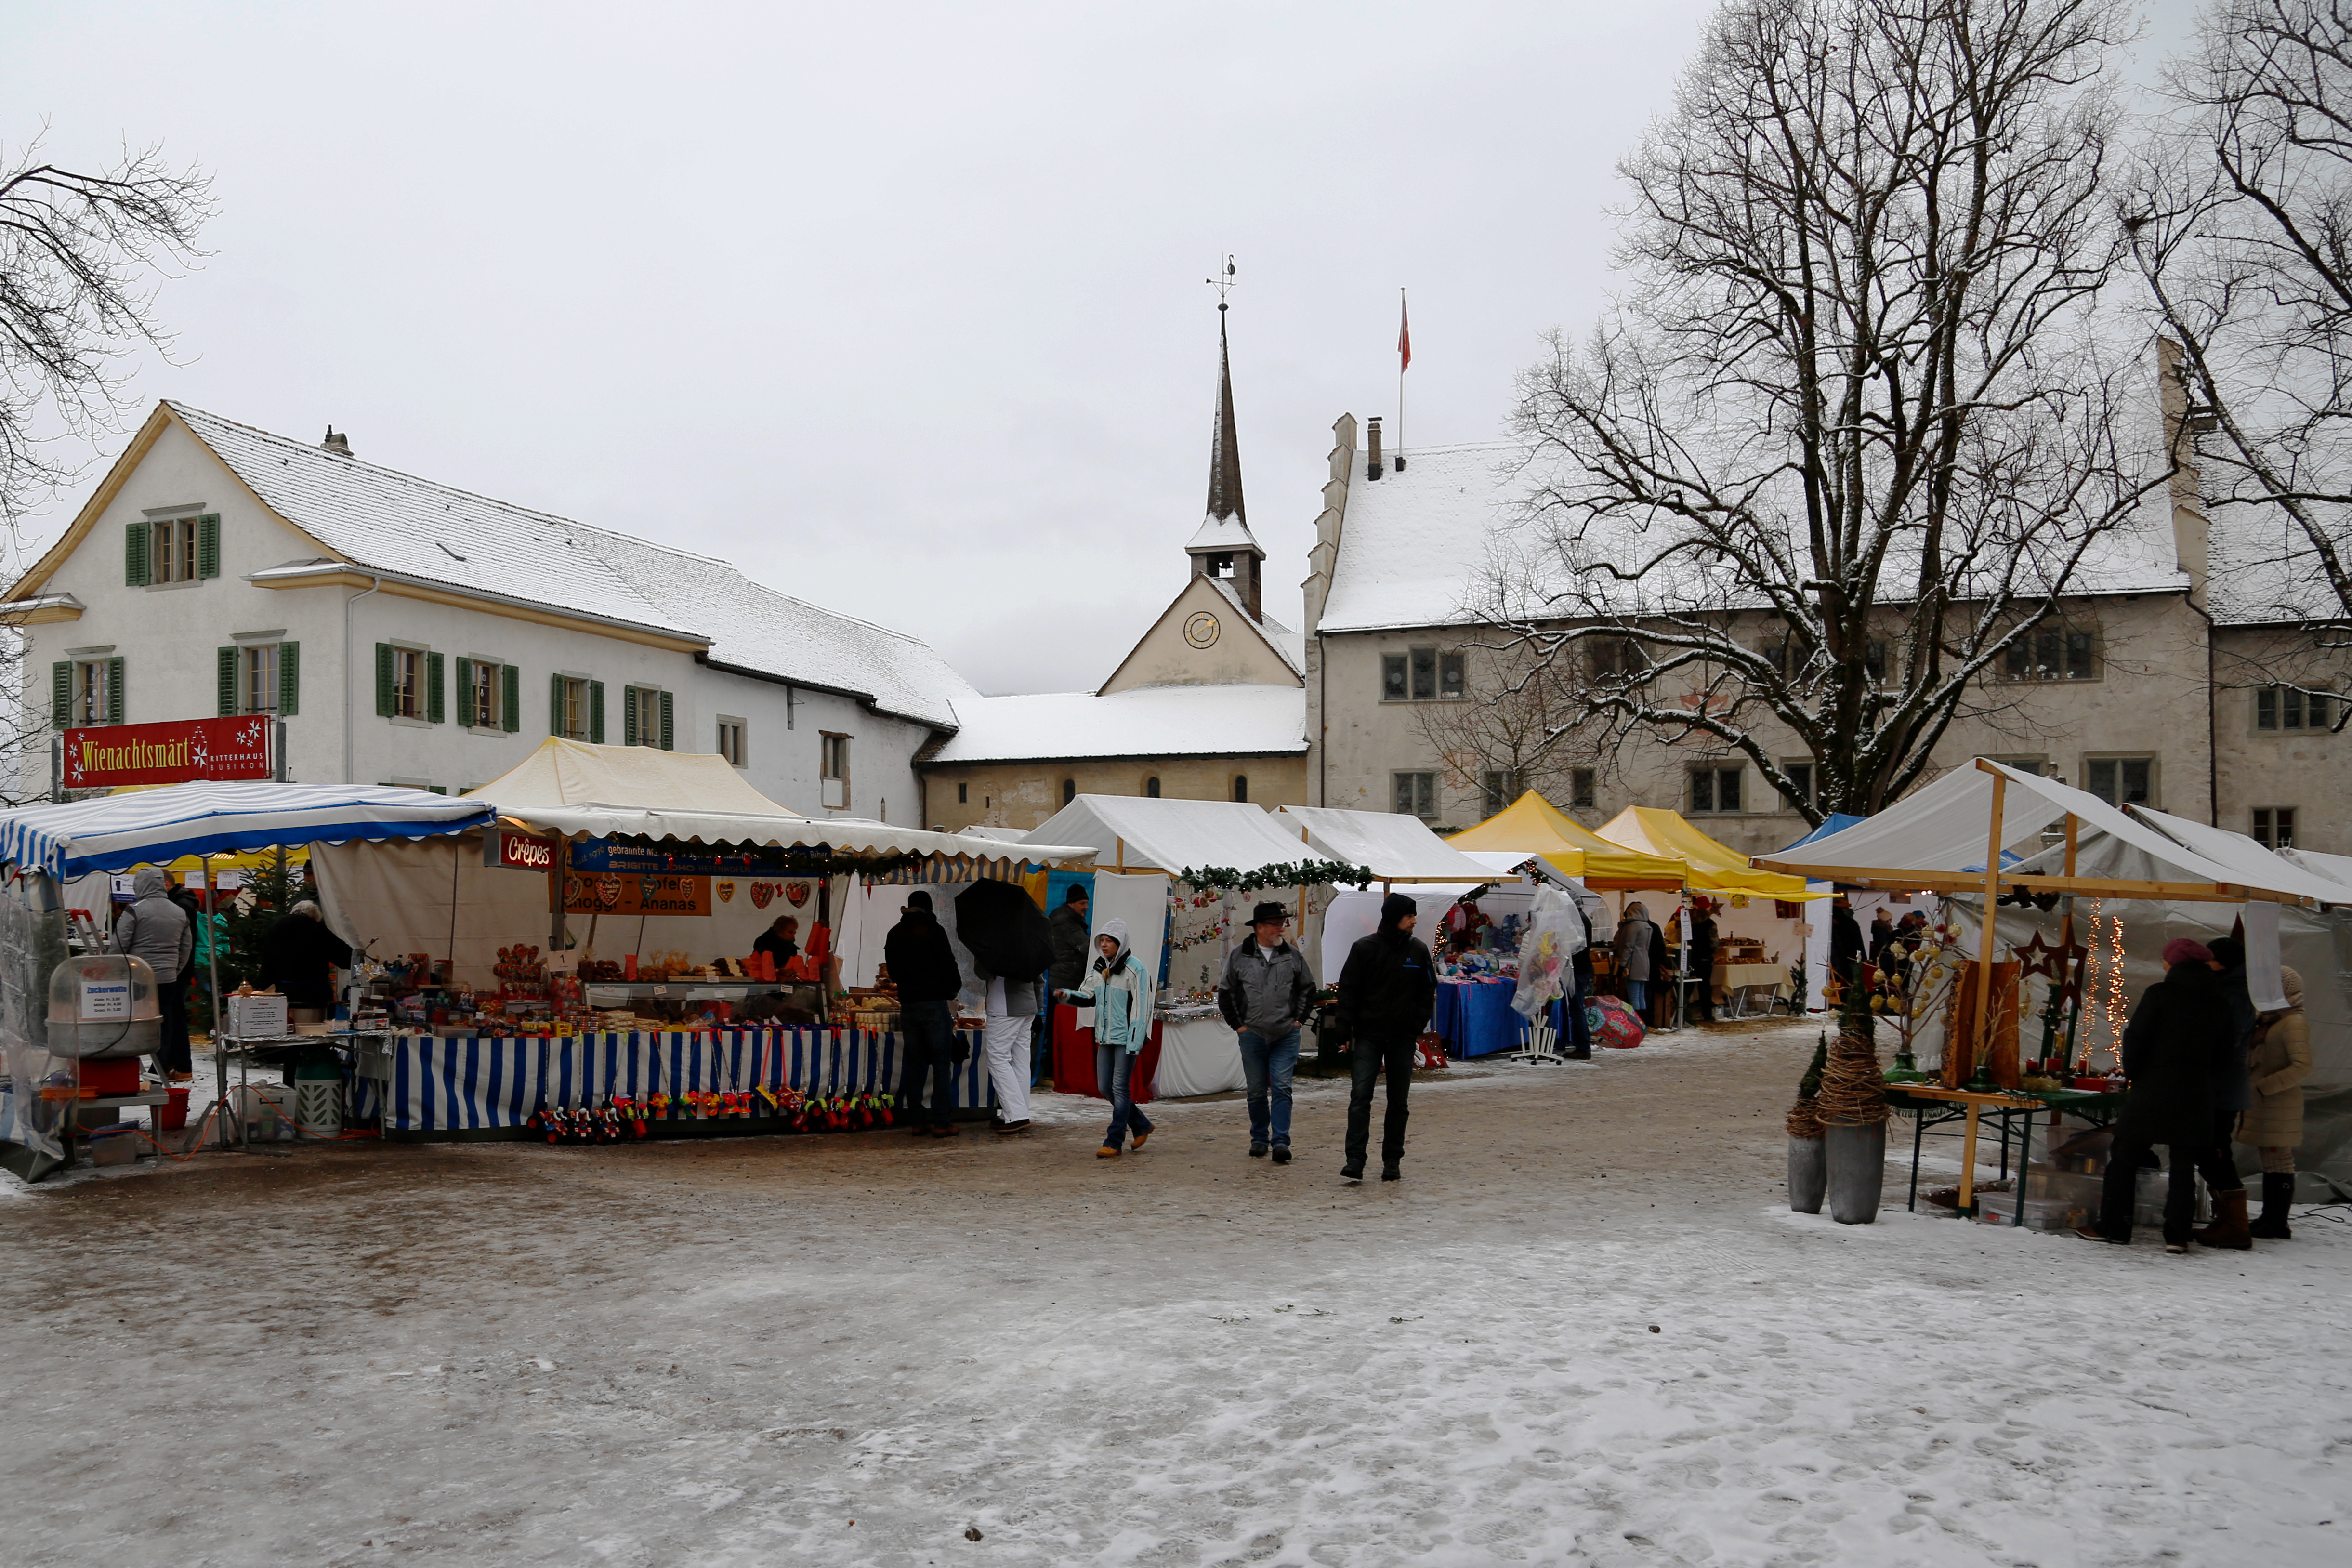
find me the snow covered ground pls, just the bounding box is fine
[4,1019,2346,1566]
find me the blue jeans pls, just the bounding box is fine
[897,1000,957,1127]
[1238,1027,1301,1147]
[1097,1044,1152,1148]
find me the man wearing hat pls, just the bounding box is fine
[1215,901,1319,1163]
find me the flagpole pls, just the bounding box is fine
[1396,287,1408,472]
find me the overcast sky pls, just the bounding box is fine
[5,0,2203,696]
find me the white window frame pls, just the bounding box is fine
[150,516,200,584]
[821,732,851,809]
[243,644,281,716]
[74,659,112,727]
[716,716,747,767]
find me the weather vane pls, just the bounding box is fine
[1207,254,1236,312]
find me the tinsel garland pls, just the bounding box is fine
[1177,859,1377,894]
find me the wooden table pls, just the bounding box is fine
[1886,1084,2043,1216]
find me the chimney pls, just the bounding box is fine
[1366,416,1384,481]
[321,427,353,458]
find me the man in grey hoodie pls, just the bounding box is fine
[114,868,195,1079]
[1216,901,1317,1163]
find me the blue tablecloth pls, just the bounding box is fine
[1432,981,1569,1058]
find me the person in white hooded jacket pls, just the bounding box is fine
[1061,917,1155,1158]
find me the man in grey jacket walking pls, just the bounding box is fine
[1216,901,1317,1164]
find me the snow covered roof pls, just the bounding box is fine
[1316,430,2197,635]
[166,404,978,729]
[1318,441,1530,633]
[1273,806,1496,881]
[926,683,1306,764]
[1186,514,1262,554]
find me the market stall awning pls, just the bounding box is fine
[1272,805,1497,883]
[1753,759,2339,905]
[469,739,1094,868]
[1445,791,1685,889]
[2284,846,2352,897]
[1776,812,1867,851]
[1597,806,1823,899]
[464,737,808,815]
[0,781,491,880]
[1022,795,1313,878]
[2125,807,2352,905]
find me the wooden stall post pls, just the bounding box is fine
[1968,765,2007,1082]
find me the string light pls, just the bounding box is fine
[2103,906,2127,1073]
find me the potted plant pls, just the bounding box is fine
[1787,1034,1828,1212]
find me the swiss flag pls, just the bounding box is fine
[1398,293,1412,373]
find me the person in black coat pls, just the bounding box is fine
[1687,899,1719,1024]
[1335,892,1437,1183]
[2080,939,2245,1251]
[259,901,350,1012]
[884,892,966,1136]
[1829,899,1865,984]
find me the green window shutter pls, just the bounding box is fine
[125,522,149,587]
[426,652,446,724]
[588,681,606,744]
[623,686,639,748]
[550,672,565,736]
[502,664,521,733]
[278,642,299,717]
[217,648,239,716]
[454,658,473,725]
[106,658,124,725]
[197,514,221,579]
[659,690,674,751]
[375,644,395,717]
[51,662,71,728]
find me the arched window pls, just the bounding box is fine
[1233,774,1248,802]
[1063,778,1076,805]
[1145,776,1161,798]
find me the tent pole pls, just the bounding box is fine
[204,851,232,1150]
[2056,815,2079,1070]
[1970,773,2007,1080]
[1116,838,1125,873]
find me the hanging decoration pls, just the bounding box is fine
[2102,905,2127,1071]
[1176,859,1376,895]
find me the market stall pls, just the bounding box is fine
[1019,795,1334,1098]
[305,739,1099,1139]
[0,782,493,1180]
[1756,757,2351,1220]
[1599,805,1826,1016]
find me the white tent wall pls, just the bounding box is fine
[1089,873,1169,996]
[1318,886,1498,981]
[1802,885,1832,1013]
[312,836,814,983]
[313,835,547,984]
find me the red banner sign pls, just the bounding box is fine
[62,716,272,790]
[485,829,558,871]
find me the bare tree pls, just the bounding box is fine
[1,132,213,532]
[2127,0,2352,729]
[1410,650,1613,817]
[1484,0,2168,824]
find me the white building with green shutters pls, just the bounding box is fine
[5,402,979,816]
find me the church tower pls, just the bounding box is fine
[1183,305,1267,621]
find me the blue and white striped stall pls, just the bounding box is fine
[364,1026,992,1136]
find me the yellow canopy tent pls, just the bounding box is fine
[1596,806,1824,900]
[1446,791,1685,890]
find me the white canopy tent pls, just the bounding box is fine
[1756,759,2345,906]
[1272,805,1499,884]
[1022,795,1317,878]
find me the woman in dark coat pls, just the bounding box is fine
[1829,899,1865,983]
[2079,939,2246,1252]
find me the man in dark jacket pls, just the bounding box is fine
[2080,939,2245,1252]
[1686,898,1719,1024]
[258,900,350,1013]
[1047,886,1091,993]
[1830,899,1866,985]
[885,891,965,1137]
[2194,935,2259,1247]
[1216,901,1317,1163]
[1335,893,1437,1183]
[1565,894,1596,1059]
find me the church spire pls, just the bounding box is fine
[1187,258,1266,620]
[1205,308,1246,526]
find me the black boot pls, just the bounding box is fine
[2250,1171,2294,1239]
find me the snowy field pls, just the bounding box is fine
[4,1019,2347,1567]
